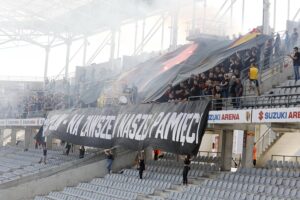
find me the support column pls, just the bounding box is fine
[242,130,255,168]
[287,0,290,20]
[82,36,88,66]
[220,130,233,171]
[134,20,138,54]
[46,134,53,150]
[11,128,17,146]
[0,129,3,147]
[65,40,71,78]
[110,29,116,70]
[141,19,146,53]
[273,0,277,31]
[241,0,245,31]
[170,6,179,50]
[192,0,196,32]
[230,0,234,29]
[144,146,153,162]
[44,46,50,80]
[117,29,121,58]
[203,0,207,31]
[161,14,165,51]
[263,0,271,34]
[24,128,32,150]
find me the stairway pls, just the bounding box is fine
[242,56,292,97]
[257,131,300,166]
[256,128,283,159]
[145,177,211,200]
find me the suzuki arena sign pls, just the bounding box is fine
[208,110,252,124]
[252,108,300,123]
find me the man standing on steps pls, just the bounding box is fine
[253,143,257,167]
[138,151,145,179]
[105,149,114,174]
[38,143,47,164]
[248,63,260,96]
[289,47,300,81]
[182,154,191,185]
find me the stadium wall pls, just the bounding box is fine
[0,149,137,200]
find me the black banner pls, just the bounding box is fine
[43,100,210,155]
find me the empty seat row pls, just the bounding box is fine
[146,165,204,177]
[193,156,221,163]
[237,167,300,178]
[147,160,219,171]
[199,179,300,198]
[65,187,121,200]
[71,183,137,200]
[103,174,172,190]
[168,187,294,200]
[266,160,300,169]
[123,169,181,184]
[0,146,82,185]
[219,173,300,187]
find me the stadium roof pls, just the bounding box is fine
[0,0,181,47]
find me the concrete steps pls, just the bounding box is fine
[143,176,217,200]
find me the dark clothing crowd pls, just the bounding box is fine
[158,47,260,108]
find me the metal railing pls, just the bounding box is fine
[197,151,221,157]
[208,92,300,111]
[255,126,280,158]
[271,155,300,162]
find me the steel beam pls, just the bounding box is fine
[287,0,290,20]
[242,0,245,31]
[192,0,196,32]
[141,19,146,53]
[65,40,71,78]
[134,20,138,54]
[86,32,111,65]
[273,0,277,31]
[263,0,271,34]
[44,46,50,80]
[110,29,116,69]
[161,14,165,51]
[170,4,179,50]
[82,36,88,66]
[117,29,121,58]
[293,8,300,21]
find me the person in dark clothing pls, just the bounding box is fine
[105,149,114,174]
[138,152,145,179]
[291,28,299,49]
[65,143,71,155]
[289,47,300,81]
[220,74,230,98]
[235,79,243,108]
[183,154,191,185]
[79,146,85,159]
[214,86,223,110]
[263,39,273,69]
[285,31,291,51]
[153,149,160,161]
[230,76,237,107]
[274,33,281,56]
[38,143,47,164]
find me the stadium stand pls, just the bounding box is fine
[233,78,300,109]
[0,146,89,186]
[34,156,220,200]
[266,159,300,170]
[164,167,300,200]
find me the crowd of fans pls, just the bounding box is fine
[159,28,299,109]
[0,28,298,118]
[21,92,71,117]
[159,46,260,107]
